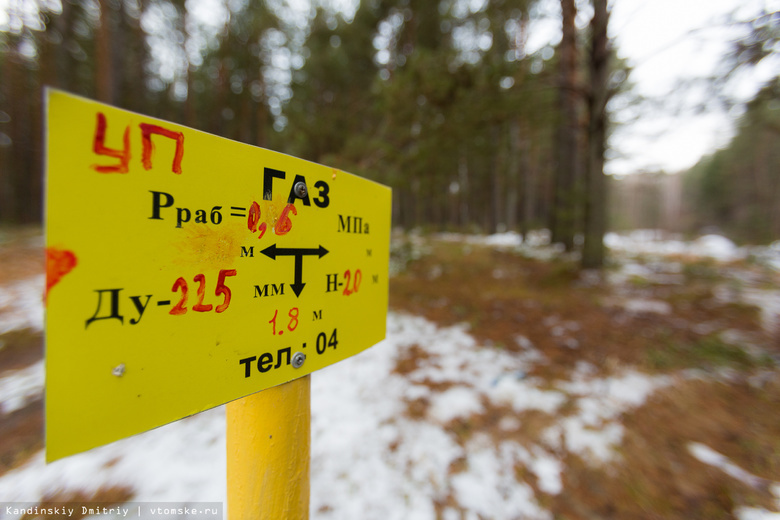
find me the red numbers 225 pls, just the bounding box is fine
[170,269,237,315]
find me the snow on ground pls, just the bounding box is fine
[605,230,746,262]
[0,275,44,335]
[0,409,227,505]
[1,231,779,518]
[0,305,669,519]
[0,360,43,414]
[689,443,780,520]
[440,229,780,269]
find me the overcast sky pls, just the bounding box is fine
[2,0,778,175]
[605,0,779,175]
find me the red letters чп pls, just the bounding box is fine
[92,113,185,174]
[92,112,131,173]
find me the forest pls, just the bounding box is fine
[3,2,780,517]
[1,0,778,260]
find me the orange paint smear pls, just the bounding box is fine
[46,248,77,302]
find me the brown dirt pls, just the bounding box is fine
[390,240,778,382]
[547,376,780,520]
[390,237,780,519]
[0,397,44,476]
[3,231,779,518]
[0,328,44,376]
[0,231,47,477]
[0,228,44,285]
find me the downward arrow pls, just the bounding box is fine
[260,244,329,297]
[291,255,305,297]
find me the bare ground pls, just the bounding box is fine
[2,230,780,518]
[389,236,780,519]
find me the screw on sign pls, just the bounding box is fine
[292,352,306,369]
[293,181,308,199]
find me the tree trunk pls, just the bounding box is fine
[459,154,469,228]
[95,0,114,103]
[0,38,19,222]
[551,0,579,250]
[582,0,609,268]
[506,120,520,232]
[491,124,505,233]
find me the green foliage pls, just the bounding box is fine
[646,334,772,371]
[683,78,780,243]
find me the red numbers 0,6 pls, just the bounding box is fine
[247,201,268,239]
[170,269,237,315]
[247,201,298,239]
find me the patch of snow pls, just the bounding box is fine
[437,230,566,260]
[515,335,535,350]
[546,371,672,463]
[481,231,523,248]
[0,408,226,502]
[740,288,780,336]
[752,241,780,272]
[606,230,746,262]
[499,416,521,431]
[606,230,687,257]
[0,275,44,334]
[0,360,43,413]
[733,482,780,520]
[735,507,780,520]
[688,443,766,489]
[691,235,743,262]
[561,370,671,411]
[310,313,467,519]
[428,386,484,423]
[488,376,567,414]
[714,286,780,335]
[554,419,624,463]
[622,298,673,315]
[449,436,552,520]
[0,306,682,518]
[525,446,563,495]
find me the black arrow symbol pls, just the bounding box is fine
[260,244,329,297]
[260,244,329,260]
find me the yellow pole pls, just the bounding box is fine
[227,375,310,520]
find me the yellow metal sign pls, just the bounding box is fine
[44,90,391,461]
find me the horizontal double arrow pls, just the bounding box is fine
[260,244,329,297]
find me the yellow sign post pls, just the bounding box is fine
[226,376,310,519]
[44,88,391,484]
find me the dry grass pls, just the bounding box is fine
[0,330,44,476]
[0,227,44,285]
[390,236,780,520]
[548,376,780,520]
[0,329,43,376]
[2,230,779,517]
[390,240,778,380]
[0,397,43,476]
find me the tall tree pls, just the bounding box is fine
[95,0,114,103]
[581,0,609,268]
[550,0,579,250]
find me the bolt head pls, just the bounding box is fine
[292,352,306,369]
[293,181,308,199]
